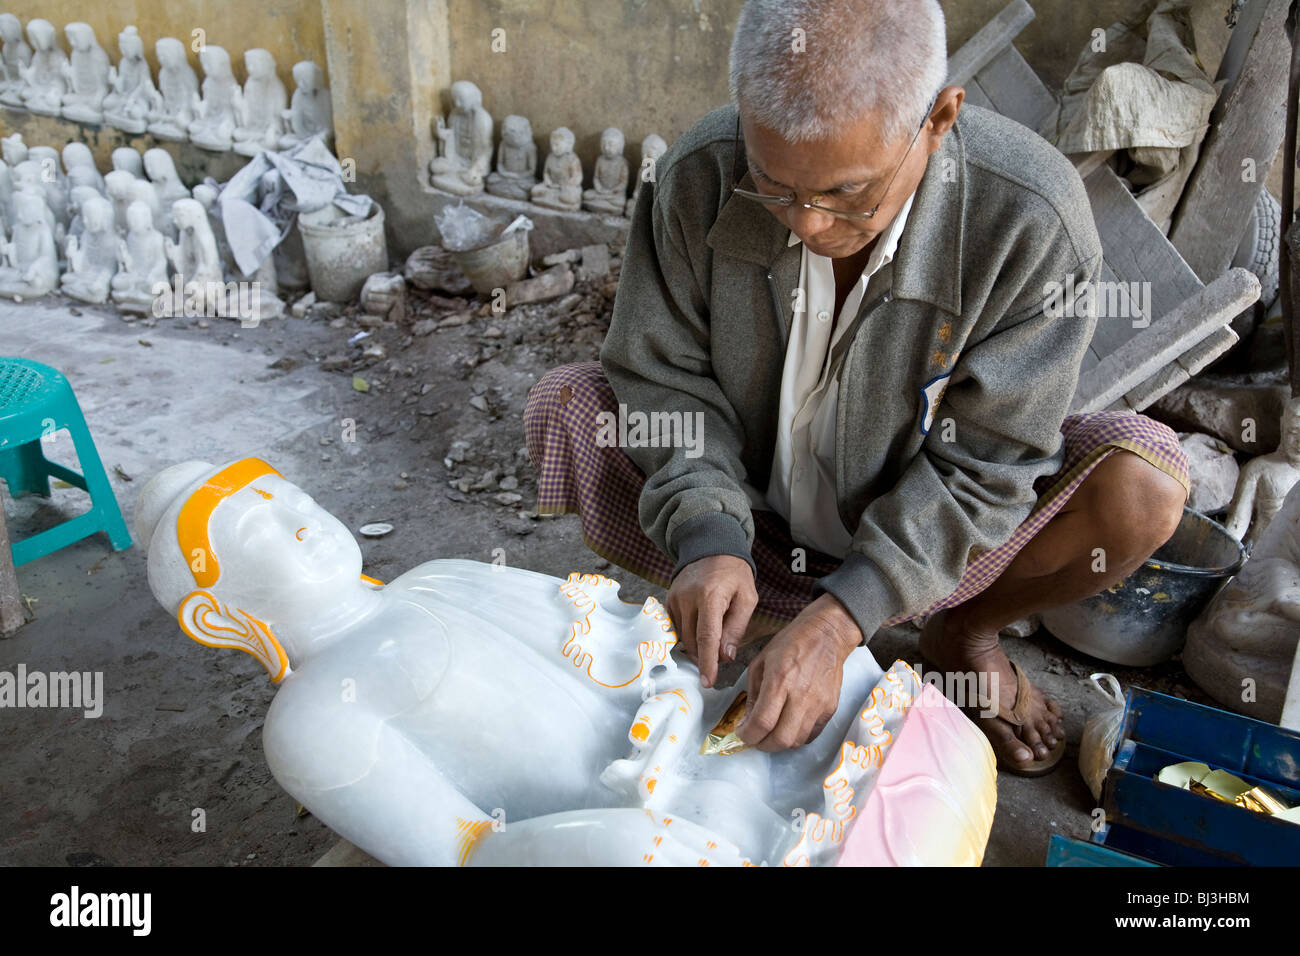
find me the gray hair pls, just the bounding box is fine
[729,0,948,146]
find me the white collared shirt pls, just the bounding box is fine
[764,192,915,557]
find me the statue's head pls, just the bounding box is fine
[171,197,203,233]
[66,169,100,196]
[0,13,21,42]
[118,25,143,60]
[124,199,154,233]
[244,48,274,79]
[292,60,322,92]
[155,37,183,68]
[1,133,25,166]
[450,79,481,113]
[64,22,92,52]
[62,141,94,171]
[600,127,625,158]
[641,134,668,164]
[199,45,231,78]
[192,182,218,211]
[12,160,43,189]
[129,178,158,213]
[502,114,531,146]
[143,147,176,182]
[112,147,143,176]
[550,127,575,155]
[28,145,60,176]
[26,18,53,51]
[137,460,365,681]
[105,169,137,201]
[81,194,112,233]
[14,190,44,226]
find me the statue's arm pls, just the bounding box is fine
[1225,463,1262,541]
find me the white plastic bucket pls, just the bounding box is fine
[297,201,389,302]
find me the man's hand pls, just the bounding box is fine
[737,594,862,752]
[666,554,757,689]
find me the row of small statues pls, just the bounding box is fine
[429,79,668,217]
[0,16,332,155]
[0,133,299,315]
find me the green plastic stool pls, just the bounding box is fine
[0,357,132,565]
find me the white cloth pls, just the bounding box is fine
[765,193,915,557]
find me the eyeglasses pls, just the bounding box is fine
[730,100,935,221]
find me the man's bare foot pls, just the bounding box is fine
[918,607,1065,774]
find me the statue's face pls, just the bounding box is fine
[245,50,271,78]
[144,149,170,180]
[200,47,229,77]
[292,62,316,90]
[601,132,622,158]
[65,25,87,51]
[1283,403,1300,461]
[551,131,573,155]
[27,20,52,51]
[126,201,152,232]
[0,15,18,42]
[504,119,528,146]
[203,475,363,623]
[120,32,142,59]
[156,40,178,67]
[82,197,110,232]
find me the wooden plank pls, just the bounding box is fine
[1086,165,1204,324]
[1071,268,1261,413]
[974,46,1058,137]
[947,0,1035,88]
[1168,0,1291,282]
[0,491,25,636]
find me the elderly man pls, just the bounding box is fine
[525,0,1189,776]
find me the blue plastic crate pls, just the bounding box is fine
[1094,688,1300,866]
[1046,833,1158,867]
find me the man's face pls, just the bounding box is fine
[740,87,963,260]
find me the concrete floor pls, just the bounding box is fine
[0,296,1217,866]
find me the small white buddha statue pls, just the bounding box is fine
[61,142,104,193]
[165,197,225,313]
[0,13,32,107]
[278,61,332,150]
[65,183,101,236]
[135,458,998,867]
[0,190,58,299]
[19,147,68,230]
[486,114,538,201]
[1225,397,1300,547]
[60,195,117,303]
[188,46,238,152]
[144,147,191,209]
[19,18,67,116]
[583,127,630,215]
[531,127,583,212]
[147,37,199,141]
[111,199,168,313]
[111,146,144,179]
[130,177,167,238]
[60,22,109,123]
[429,79,494,196]
[104,170,138,234]
[102,26,158,134]
[232,49,287,156]
[627,133,668,216]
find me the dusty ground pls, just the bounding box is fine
[0,274,1217,867]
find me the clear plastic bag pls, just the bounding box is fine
[1078,673,1125,803]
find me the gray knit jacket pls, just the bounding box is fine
[600,103,1102,641]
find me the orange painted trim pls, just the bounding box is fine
[177,458,282,588]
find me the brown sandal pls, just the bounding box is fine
[988,659,1066,777]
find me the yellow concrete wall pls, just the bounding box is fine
[0,1,327,88]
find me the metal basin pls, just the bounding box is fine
[1039,508,1246,667]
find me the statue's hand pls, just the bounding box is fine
[737,593,860,753]
[666,554,756,689]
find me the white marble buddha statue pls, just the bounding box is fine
[278,60,332,150]
[61,142,104,193]
[485,114,538,201]
[60,194,117,303]
[147,37,199,141]
[0,190,58,299]
[60,22,109,123]
[104,170,138,234]
[189,46,238,152]
[0,13,32,107]
[2,132,27,167]
[24,145,68,224]
[111,199,168,313]
[232,48,287,156]
[12,159,63,246]
[65,183,101,236]
[165,197,225,312]
[103,26,157,134]
[531,126,583,212]
[583,126,630,215]
[19,18,67,116]
[135,458,997,867]
[627,133,667,216]
[429,79,494,196]
[130,177,167,238]
[1224,398,1300,548]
